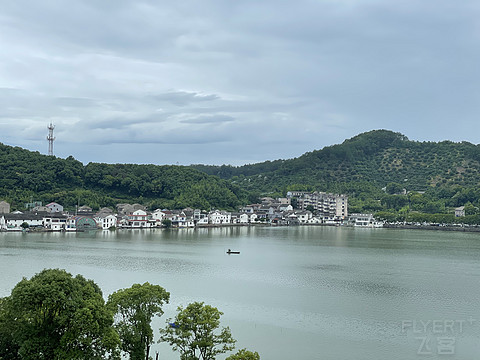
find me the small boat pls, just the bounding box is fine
[226,249,240,255]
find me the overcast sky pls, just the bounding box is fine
[1,0,479,166]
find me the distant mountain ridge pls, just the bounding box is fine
[191,130,480,193]
[3,129,480,212]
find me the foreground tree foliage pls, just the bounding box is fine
[160,302,236,360]
[225,348,260,360]
[107,283,170,360]
[0,269,120,360]
[0,269,259,360]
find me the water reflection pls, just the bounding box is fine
[1,227,480,359]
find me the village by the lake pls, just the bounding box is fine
[2,189,475,232]
[0,191,355,231]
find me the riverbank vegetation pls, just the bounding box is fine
[0,269,259,360]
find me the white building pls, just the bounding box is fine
[239,213,249,224]
[295,211,313,224]
[151,209,167,226]
[43,214,68,231]
[46,202,64,213]
[125,210,151,228]
[455,206,465,217]
[349,213,375,227]
[208,210,231,225]
[1,214,44,230]
[96,214,118,230]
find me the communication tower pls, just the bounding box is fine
[47,122,55,156]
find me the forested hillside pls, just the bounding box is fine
[0,143,247,211]
[192,130,480,218]
[191,130,480,192]
[3,129,480,219]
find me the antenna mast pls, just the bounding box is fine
[47,123,55,156]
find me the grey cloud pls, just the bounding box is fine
[1,0,480,165]
[151,91,220,106]
[54,97,98,107]
[180,115,234,124]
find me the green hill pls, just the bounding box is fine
[191,129,480,192]
[191,130,480,217]
[0,143,246,211]
[3,130,480,218]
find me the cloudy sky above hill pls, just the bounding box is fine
[1,0,479,165]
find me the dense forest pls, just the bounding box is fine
[191,130,480,191]
[3,129,480,221]
[0,143,249,211]
[191,130,480,220]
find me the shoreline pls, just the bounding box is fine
[383,223,480,233]
[4,222,480,233]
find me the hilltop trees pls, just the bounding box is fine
[0,142,247,212]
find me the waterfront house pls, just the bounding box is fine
[171,212,194,227]
[208,210,231,225]
[239,213,249,224]
[348,213,374,226]
[295,210,313,224]
[43,213,68,231]
[101,214,117,230]
[151,209,167,225]
[286,213,300,226]
[94,214,118,230]
[125,209,150,228]
[1,213,44,230]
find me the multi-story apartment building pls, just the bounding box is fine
[287,191,348,220]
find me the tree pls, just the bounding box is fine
[226,348,260,360]
[464,202,477,216]
[0,297,19,360]
[0,268,120,360]
[107,283,170,360]
[290,198,298,209]
[385,182,404,195]
[159,302,236,360]
[20,222,29,229]
[162,219,172,228]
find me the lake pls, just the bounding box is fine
[1,226,480,359]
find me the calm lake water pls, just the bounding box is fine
[1,226,480,359]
